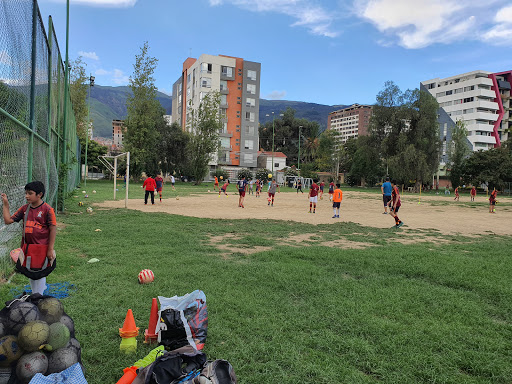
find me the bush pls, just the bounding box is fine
[237,168,253,180]
[212,168,229,181]
[255,168,271,181]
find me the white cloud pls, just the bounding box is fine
[0,50,13,66]
[481,5,512,45]
[78,51,99,60]
[355,0,478,49]
[208,0,338,37]
[93,68,129,85]
[266,90,287,100]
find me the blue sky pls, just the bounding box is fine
[37,0,512,106]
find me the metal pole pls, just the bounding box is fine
[28,0,38,183]
[271,112,275,176]
[85,75,91,186]
[47,16,53,205]
[114,156,117,200]
[298,125,302,178]
[61,0,70,196]
[125,152,130,208]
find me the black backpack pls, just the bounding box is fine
[193,360,237,384]
[138,349,206,384]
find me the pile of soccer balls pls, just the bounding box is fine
[0,297,83,383]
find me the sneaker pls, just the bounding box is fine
[268,202,270,206]
[309,210,312,213]
[313,210,316,213]
[382,212,387,214]
[397,221,404,228]
[332,215,337,218]
[337,215,340,218]
[241,205,244,208]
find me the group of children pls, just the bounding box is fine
[141,174,176,204]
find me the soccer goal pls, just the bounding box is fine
[98,152,130,208]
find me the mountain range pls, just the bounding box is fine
[88,85,348,138]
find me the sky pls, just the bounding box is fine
[36,0,512,106]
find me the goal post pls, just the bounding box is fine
[98,152,130,208]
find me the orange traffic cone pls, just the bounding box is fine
[119,309,139,338]
[116,366,138,384]
[144,298,159,344]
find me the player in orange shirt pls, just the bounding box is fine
[332,183,343,218]
[214,176,219,191]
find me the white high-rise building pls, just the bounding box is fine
[421,70,500,153]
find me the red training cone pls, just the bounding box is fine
[119,309,139,338]
[144,298,159,344]
[116,366,138,384]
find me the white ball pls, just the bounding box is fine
[86,207,93,213]
[92,190,96,193]
[138,269,154,284]
[82,191,86,194]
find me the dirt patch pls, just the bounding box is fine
[95,191,512,237]
[208,234,271,258]
[321,239,377,249]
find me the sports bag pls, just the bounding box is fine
[193,360,237,384]
[13,206,56,280]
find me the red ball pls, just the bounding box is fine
[138,269,154,284]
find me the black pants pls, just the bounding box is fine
[145,190,155,204]
[297,187,303,193]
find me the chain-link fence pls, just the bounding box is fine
[0,0,80,279]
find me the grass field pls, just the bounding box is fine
[1,180,511,383]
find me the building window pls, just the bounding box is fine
[247,70,257,81]
[221,66,233,77]
[247,84,256,94]
[201,77,211,88]
[244,153,253,162]
[245,126,255,135]
[220,137,230,148]
[246,98,255,107]
[220,94,227,105]
[220,80,228,91]
[274,162,279,168]
[201,62,212,73]
[245,112,255,122]
[187,74,191,83]
[178,83,182,92]
[445,90,453,95]
[244,140,254,150]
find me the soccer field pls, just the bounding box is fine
[1,181,511,384]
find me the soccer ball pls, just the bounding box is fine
[0,318,7,339]
[38,298,64,325]
[58,315,75,336]
[81,191,86,194]
[92,190,96,193]
[208,190,210,192]
[7,302,40,334]
[16,351,48,383]
[17,321,49,352]
[86,207,93,213]
[176,197,179,200]
[65,338,81,359]
[45,322,70,351]
[0,336,22,368]
[78,202,83,207]
[267,197,271,202]
[46,347,79,374]
[268,173,272,179]
[220,176,223,180]
[138,269,154,284]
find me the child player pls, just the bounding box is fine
[489,188,497,213]
[213,176,219,191]
[296,178,303,194]
[219,180,230,197]
[328,181,335,201]
[267,179,280,206]
[454,186,460,201]
[142,174,156,205]
[332,183,343,218]
[255,179,261,198]
[470,186,476,202]
[390,180,404,228]
[237,176,248,208]
[308,179,320,213]
[155,174,164,202]
[319,181,325,200]
[2,181,56,295]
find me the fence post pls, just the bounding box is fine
[28,0,38,183]
[59,0,70,210]
[47,16,54,207]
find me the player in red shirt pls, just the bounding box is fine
[308,179,320,213]
[155,174,164,202]
[390,180,404,228]
[319,181,325,200]
[489,188,497,213]
[328,181,335,201]
[2,181,56,295]
[454,186,460,201]
[143,174,157,205]
[470,186,476,202]
[219,180,230,197]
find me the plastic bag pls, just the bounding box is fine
[157,290,208,350]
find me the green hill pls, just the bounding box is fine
[89,85,349,138]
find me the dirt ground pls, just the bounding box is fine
[96,191,512,237]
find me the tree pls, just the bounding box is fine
[237,168,253,180]
[69,57,89,140]
[124,42,164,177]
[447,120,471,189]
[315,129,342,174]
[156,121,189,176]
[371,82,440,190]
[186,91,222,184]
[79,138,108,170]
[348,136,384,187]
[463,148,512,190]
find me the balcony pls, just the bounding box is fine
[470,135,496,145]
[220,72,234,81]
[220,102,229,109]
[220,87,229,95]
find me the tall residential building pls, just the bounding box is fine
[171,54,261,171]
[327,104,372,144]
[112,119,124,150]
[421,70,511,162]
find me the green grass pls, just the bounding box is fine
[1,180,511,383]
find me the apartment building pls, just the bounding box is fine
[327,104,372,143]
[112,119,124,150]
[172,54,261,172]
[421,70,511,162]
